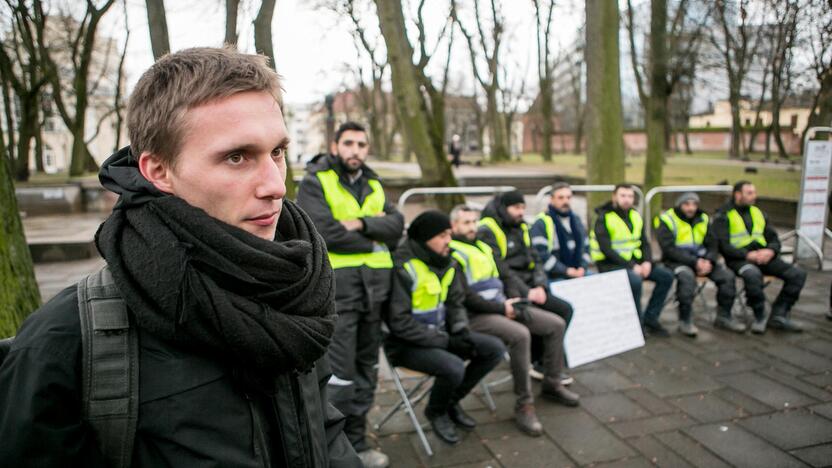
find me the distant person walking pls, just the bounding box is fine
[449,134,462,168]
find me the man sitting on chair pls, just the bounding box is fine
[384,211,505,446]
[714,181,807,334]
[655,192,745,337]
[531,182,591,283]
[450,205,579,438]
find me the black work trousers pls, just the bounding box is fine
[390,332,505,416]
[671,264,736,322]
[728,257,807,320]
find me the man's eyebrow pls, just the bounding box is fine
[213,137,290,155]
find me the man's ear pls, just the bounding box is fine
[330,141,338,155]
[138,152,175,194]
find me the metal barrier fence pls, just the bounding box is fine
[396,186,517,213]
[643,185,733,238]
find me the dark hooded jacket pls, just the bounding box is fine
[593,201,653,271]
[0,147,361,468]
[384,238,469,358]
[712,201,781,265]
[296,154,404,314]
[656,206,720,269]
[477,197,548,289]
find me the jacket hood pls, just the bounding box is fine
[594,200,615,216]
[482,195,516,227]
[304,153,380,180]
[99,146,168,209]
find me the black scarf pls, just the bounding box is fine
[96,147,335,375]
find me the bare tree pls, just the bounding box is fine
[145,0,169,59]
[533,0,556,161]
[710,0,761,159]
[626,0,710,208]
[374,0,459,207]
[34,0,117,176]
[0,122,40,337]
[225,0,240,46]
[451,0,509,162]
[764,0,800,160]
[585,0,626,210]
[803,0,832,145]
[0,0,49,181]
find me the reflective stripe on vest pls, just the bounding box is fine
[478,216,534,269]
[535,213,556,252]
[590,209,643,262]
[316,169,393,269]
[403,258,455,329]
[449,239,505,302]
[727,206,767,249]
[658,209,709,251]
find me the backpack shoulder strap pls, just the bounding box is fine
[77,266,138,468]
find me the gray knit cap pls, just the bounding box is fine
[675,192,700,206]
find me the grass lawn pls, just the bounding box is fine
[491,152,801,201]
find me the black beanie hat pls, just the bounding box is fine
[500,190,525,207]
[408,210,451,243]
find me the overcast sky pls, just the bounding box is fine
[113,0,585,107]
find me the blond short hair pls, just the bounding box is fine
[127,47,283,167]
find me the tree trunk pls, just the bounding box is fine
[540,79,554,161]
[146,0,170,60]
[728,86,744,159]
[253,0,296,199]
[585,0,626,212]
[14,94,38,182]
[804,68,832,146]
[644,0,668,216]
[486,88,509,161]
[225,0,240,47]
[573,117,583,154]
[374,0,458,197]
[0,143,41,337]
[1,81,14,166]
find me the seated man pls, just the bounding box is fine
[384,211,505,446]
[590,184,674,336]
[449,205,579,437]
[655,192,745,336]
[714,181,807,333]
[531,182,591,282]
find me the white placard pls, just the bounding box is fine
[797,140,832,260]
[550,270,644,368]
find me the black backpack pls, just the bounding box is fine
[0,267,138,468]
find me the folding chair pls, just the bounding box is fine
[477,352,512,411]
[375,347,434,456]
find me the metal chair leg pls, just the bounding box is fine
[377,351,433,456]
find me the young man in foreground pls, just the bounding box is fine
[0,47,360,467]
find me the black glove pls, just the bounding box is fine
[447,331,477,359]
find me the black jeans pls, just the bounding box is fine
[672,264,736,321]
[390,331,505,416]
[531,292,573,365]
[729,257,807,319]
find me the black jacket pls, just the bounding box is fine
[0,287,360,468]
[296,154,403,312]
[712,201,781,263]
[384,239,469,354]
[452,235,526,316]
[477,197,547,289]
[656,207,720,269]
[593,201,652,271]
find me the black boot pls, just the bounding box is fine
[448,403,476,429]
[425,409,460,445]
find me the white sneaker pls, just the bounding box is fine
[357,449,389,468]
[529,367,544,381]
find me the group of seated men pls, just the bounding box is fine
[297,121,807,467]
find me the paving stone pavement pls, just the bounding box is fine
[31,257,832,467]
[367,270,832,468]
